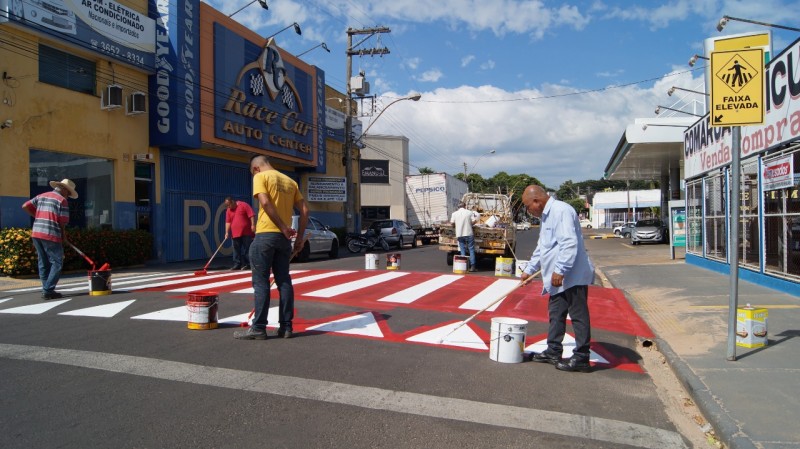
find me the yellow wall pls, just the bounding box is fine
[0,19,152,204]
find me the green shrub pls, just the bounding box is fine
[0,227,153,276]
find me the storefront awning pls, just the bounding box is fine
[604,117,697,181]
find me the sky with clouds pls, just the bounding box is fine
[204,0,800,189]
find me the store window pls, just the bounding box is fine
[763,149,800,279]
[704,174,727,262]
[39,45,96,95]
[29,149,114,229]
[739,161,760,269]
[361,206,390,229]
[686,180,703,255]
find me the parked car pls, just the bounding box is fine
[515,221,531,230]
[631,219,668,245]
[579,218,593,228]
[369,219,417,249]
[613,221,636,236]
[291,215,339,262]
[618,222,636,238]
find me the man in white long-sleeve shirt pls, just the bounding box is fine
[521,185,595,373]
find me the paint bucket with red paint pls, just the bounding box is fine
[386,253,401,270]
[489,317,527,363]
[187,291,219,330]
[88,269,112,296]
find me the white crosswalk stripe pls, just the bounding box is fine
[458,279,521,311]
[305,271,410,298]
[231,270,354,294]
[59,300,137,317]
[0,299,71,314]
[377,274,461,304]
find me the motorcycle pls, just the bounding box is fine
[346,229,390,253]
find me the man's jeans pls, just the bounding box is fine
[457,235,476,267]
[249,233,294,330]
[32,238,63,294]
[232,235,253,267]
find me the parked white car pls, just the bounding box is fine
[613,221,636,235]
[291,215,339,262]
[515,221,531,230]
[579,219,593,229]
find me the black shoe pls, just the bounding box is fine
[529,351,561,365]
[468,266,477,272]
[230,265,241,271]
[41,291,63,300]
[240,265,249,270]
[555,357,592,373]
[276,327,293,339]
[233,327,267,340]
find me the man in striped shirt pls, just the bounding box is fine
[22,179,78,300]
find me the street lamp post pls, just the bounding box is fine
[265,22,302,40]
[463,149,496,178]
[343,93,421,232]
[228,0,268,18]
[717,15,800,33]
[298,42,330,57]
[654,105,703,117]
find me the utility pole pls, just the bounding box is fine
[344,26,390,233]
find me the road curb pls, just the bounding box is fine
[594,266,756,449]
[588,235,622,239]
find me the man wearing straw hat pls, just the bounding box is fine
[21,178,78,300]
[520,185,595,373]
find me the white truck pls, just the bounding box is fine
[405,173,469,245]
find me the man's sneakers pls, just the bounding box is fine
[41,291,63,300]
[276,327,293,339]
[555,357,592,373]
[229,265,242,271]
[240,265,250,270]
[233,327,268,340]
[468,266,477,272]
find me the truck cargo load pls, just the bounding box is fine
[439,192,517,265]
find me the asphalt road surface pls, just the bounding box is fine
[0,229,689,449]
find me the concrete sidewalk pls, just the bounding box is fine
[586,239,800,449]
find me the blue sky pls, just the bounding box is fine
[204,0,800,189]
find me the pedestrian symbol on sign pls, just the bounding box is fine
[715,54,757,93]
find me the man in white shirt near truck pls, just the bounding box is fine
[450,201,479,271]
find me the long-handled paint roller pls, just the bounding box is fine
[438,270,541,344]
[67,242,97,271]
[194,237,227,276]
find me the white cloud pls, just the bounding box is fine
[365,70,702,188]
[404,57,421,70]
[461,55,475,67]
[480,59,496,70]
[417,69,444,82]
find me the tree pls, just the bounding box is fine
[567,198,587,216]
[418,167,435,174]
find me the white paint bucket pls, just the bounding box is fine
[365,253,379,270]
[495,257,513,277]
[515,260,528,277]
[489,317,527,363]
[453,255,468,274]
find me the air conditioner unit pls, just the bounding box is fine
[101,84,123,110]
[133,153,155,161]
[126,91,146,115]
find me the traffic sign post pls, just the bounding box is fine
[709,47,765,362]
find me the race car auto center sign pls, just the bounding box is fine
[685,37,800,178]
[307,177,346,202]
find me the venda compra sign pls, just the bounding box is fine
[685,37,800,178]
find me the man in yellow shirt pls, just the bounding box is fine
[234,155,309,340]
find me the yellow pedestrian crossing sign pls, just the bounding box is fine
[710,48,764,127]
